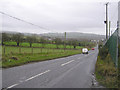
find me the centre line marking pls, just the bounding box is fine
[7,83,19,88]
[7,70,50,88]
[25,70,50,81]
[61,60,75,66]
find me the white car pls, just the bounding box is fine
[82,48,88,54]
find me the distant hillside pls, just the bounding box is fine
[40,32,105,41]
[1,31,105,41]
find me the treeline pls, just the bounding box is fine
[1,33,95,49]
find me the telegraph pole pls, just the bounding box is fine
[105,2,109,40]
[109,21,111,37]
[116,21,119,67]
[64,32,66,50]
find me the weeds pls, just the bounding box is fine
[95,50,118,88]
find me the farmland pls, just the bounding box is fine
[2,46,82,68]
[1,37,95,68]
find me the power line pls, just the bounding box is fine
[0,11,57,33]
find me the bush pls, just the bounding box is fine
[95,53,118,88]
[99,46,108,60]
[98,44,103,49]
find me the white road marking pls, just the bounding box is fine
[7,70,50,88]
[61,60,75,66]
[7,83,19,88]
[25,70,50,81]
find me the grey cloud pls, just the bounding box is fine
[0,0,118,35]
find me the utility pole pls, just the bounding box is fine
[116,21,119,67]
[109,21,110,37]
[111,31,112,35]
[105,2,109,40]
[64,32,66,50]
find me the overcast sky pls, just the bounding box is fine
[0,0,119,35]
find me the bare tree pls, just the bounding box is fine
[26,36,37,47]
[11,33,24,46]
[40,38,47,48]
[2,33,10,45]
[54,38,62,49]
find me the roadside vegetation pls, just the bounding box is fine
[1,32,96,68]
[95,43,118,88]
[118,44,120,88]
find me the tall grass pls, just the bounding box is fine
[95,45,118,88]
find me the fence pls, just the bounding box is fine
[104,29,118,67]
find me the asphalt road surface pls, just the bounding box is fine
[2,46,98,88]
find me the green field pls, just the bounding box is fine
[1,41,94,68]
[3,41,83,49]
[2,46,82,68]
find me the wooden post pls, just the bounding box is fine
[105,3,109,40]
[47,48,49,54]
[3,46,5,55]
[41,47,42,53]
[19,46,21,53]
[32,47,33,54]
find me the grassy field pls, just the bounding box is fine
[2,46,70,55]
[2,46,82,68]
[1,40,94,68]
[3,41,83,49]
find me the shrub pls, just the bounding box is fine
[99,46,108,60]
[95,52,118,88]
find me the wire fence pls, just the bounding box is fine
[104,28,118,67]
[2,46,82,56]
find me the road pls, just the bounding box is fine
[2,46,98,88]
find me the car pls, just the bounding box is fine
[92,48,95,50]
[82,48,88,54]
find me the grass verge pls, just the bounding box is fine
[2,46,81,68]
[95,51,118,88]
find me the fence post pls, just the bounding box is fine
[19,46,21,53]
[47,48,49,54]
[3,46,5,55]
[41,47,42,53]
[53,48,54,52]
[32,47,33,54]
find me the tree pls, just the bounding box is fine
[2,33,10,45]
[54,38,62,49]
[11,33,24,46]
[26,36,37,47]
[71,40,78,49]
[67,40,73,49]
[40,38,47,48]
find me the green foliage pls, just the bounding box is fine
[3,41,84,49]
[99,46,108,60]
[98,43,103,49]
[53,38,62,48]
[95,54,118,88]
